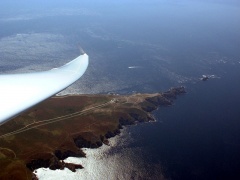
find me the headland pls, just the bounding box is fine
[0,87,185,179]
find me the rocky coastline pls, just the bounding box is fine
[0,87,185,180]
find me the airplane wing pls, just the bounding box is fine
[0,53,89,124]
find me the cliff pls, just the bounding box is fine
[0,87,185,179]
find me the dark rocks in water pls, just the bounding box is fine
[119,116,135,126]
[55,150,85,160]
[104,129,121,139]
[202,76,209,81]
[65,163,83,172]
[118,124,123,129]
[145,87,186,107]
[49,156,63,170]
[26,153,83,172]
[49,159,83,172]
[32,173,39,180]
[103,139,110,145]
[162,86,186,99]
[105,131,115,139]
[170,86,186,94]
[48,157,83,172]
[73,130,120,149]
[130,113,147,123]
[74,135,103,149]
[114,129,121,135]
[74,136,91,148]
[201,75,209,81]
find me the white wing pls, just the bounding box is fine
[0,53,89,124]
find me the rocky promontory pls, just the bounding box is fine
[0,87,185,179]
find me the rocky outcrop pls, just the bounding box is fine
[162,86,186,99]
[146,95,172,106]
[105,129,121,139]
[55,149,85,160]
[144,87,186,110]
[26,151,84,173]
[119,116,135,126]
[32,173,39,180]
[26,86,186,175]
[0,86,186,179]
[74,135,103,149]
[26,158,51,171]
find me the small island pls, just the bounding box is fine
[200,75,209,81]
[0,87,185,180]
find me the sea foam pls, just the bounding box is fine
[34,128,144,180]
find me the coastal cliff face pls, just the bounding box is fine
[0,87,185,179]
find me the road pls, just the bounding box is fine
[0,99,118,139]
[0,94,143,139]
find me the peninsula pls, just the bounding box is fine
[0,87,185,179]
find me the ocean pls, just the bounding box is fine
[1,0,240,179]
[126,66,240,179]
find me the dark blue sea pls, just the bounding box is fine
[0,0,240,179]
[123,65,240,179]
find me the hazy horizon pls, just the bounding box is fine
[0,0,240,179]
